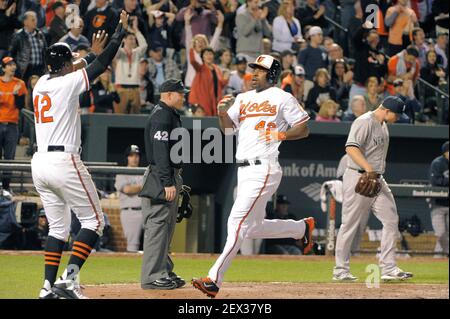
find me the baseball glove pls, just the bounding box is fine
[217,95,235,116]
[177,185,193,223]
[355,172,381,198]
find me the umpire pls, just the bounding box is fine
[140,79,189,290]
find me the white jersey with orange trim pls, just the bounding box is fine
[32,68,89,150]
[227,86,309,161]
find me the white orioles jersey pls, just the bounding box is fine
[32,68,89,150]
[227,86,309,161]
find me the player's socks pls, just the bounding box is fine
[66,229,99,279]
[44,236,66,286]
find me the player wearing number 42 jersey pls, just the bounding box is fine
[192,55,315,298]
[32,11,130,299]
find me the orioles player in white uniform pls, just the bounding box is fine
[33,11,129,299]
[192,55,315,298]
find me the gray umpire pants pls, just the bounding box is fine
[140,171,182,287]
[431,206,449,255]
[334,168,400,276]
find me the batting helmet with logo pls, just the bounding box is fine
[248,54,282,84]
[45,42,78,74]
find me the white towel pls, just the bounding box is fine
[320,180,343,212]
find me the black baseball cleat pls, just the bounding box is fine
[300,217,315,255]
[52,279,88,299]
[142,278,177,290]
[38,287,59,299]
[191,277,219,298]
[169,272,186,288]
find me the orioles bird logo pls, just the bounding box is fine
[92,15,107,28]
[257,56,265,63]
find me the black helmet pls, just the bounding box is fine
[46,42,77,74]
[248,54,282,85]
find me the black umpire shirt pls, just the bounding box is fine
[144,101,182,188]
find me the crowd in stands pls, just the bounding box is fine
[0,0,449,125]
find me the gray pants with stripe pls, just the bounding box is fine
[120,209,143,252]
[334,168,400,276]
[140,173,182,287]
[431,206,449,255]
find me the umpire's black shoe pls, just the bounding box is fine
[142,278,177,290]
[169,272,186,288]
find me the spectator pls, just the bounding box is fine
[123,0,149,36]
[138,58,155,106]
[235,0,271,64]
[280,65,313,105]
[262,0,280,24]
[434,32,448,69]
[341,95,366,122]
[189,47,229,116]
[298,26,327,81]
[315,99,340,122]
[114,19,148,114]
[272,0,302,53]
[184,8,222,87]
[296,0,327,31]
[0,57,27,191]
[21,0,46,28]
[176,0,217,41]
[347,0,363,59]
[385,0,418,56]
[0,0,21,60]
[228,55,249,95]
[59,16,90,51]
[192,103,206,117]
[147,46,181,97]
[428,141,449,257]
[330,59,352,107]
[364,76,383,111]
[217,48,232,73]
[214,0,238,51]
[265,195,303,255]
[432,0,449,35]
[305,68,336,114]
[83,0,118,43]
[393,78,421,124]
[280,49,295,72]
[24,75,40,111]
[9,11,47,82]
[114,145,144,252]
[322,36,334,52]
[92,68,120,113]
[147,10,176,51]
[48,1,67,45]
[327,43,344,68]
[349,21,387,108]
[20,208,49,250]
[421,50,447,117]
[387,45,420,96]
[411,27,429,66]
[261,37,272,55]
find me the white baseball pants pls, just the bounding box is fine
[31,152,105,242]
[208,161,306,287]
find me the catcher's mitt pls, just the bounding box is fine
[355,172,381,198]
[177,185,193,223]
[217,95,235,116]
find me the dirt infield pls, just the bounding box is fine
[85,282,449,299]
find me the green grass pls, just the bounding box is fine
[0,254,448,299]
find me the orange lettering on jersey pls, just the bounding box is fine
[92,15,106,28]
[239,100,277,122]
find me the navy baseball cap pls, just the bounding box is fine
[277,194,290,205]
[442,141,449,154]
[159,79,190,94]
[382,96,409,121]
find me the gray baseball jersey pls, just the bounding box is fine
[345,112,390,174]
[114,174,143,209]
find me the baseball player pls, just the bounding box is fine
[333,96,413,281]
[192,55,315,298]
[33,11,130,299]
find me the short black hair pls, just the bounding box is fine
[406,45,419,58]
[200,47,215,60]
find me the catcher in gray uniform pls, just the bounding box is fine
[333,96,414,282]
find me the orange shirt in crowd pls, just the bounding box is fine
[387,54,420,95]
[386,6,417,46]
[0,77,28,124]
